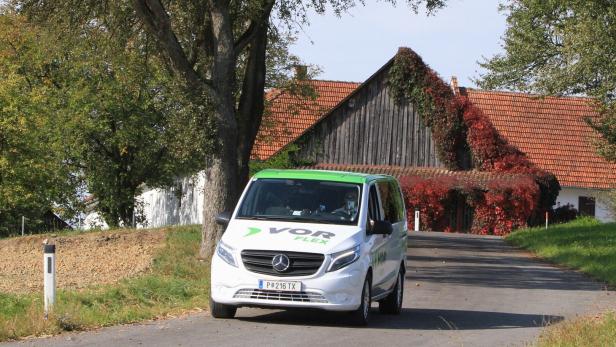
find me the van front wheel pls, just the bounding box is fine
[210,298,237,319]
[349,275,371,326]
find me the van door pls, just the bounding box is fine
[366,183,389,298]
[375,179,407,293]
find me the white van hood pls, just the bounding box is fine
[220,219,361,254]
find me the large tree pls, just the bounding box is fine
[17,0,445,258]
[478,0,616,163]
[0,11,210,228]
[0,14,81,235]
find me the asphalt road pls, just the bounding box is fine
[7,232,615,347]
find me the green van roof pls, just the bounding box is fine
[252,169,392,184]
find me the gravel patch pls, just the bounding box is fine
[0,229,167,294]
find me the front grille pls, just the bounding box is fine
[234,289,328,303]
[241,250,324,277]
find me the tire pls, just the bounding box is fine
[210,297,237,319]
[349,275,371,326]
[379,267,404,315]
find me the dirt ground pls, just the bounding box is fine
[0,229,167,295]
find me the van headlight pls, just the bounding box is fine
[327,244,361,272]
[216,240,238,267]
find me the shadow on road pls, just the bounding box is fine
[236,308,563,330]
[407,232,601,291]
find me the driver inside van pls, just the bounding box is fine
[332,189,359,219]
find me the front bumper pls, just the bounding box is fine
[211,252,366,311]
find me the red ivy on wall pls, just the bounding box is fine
[389,47,561,235]
[399,176,455,232]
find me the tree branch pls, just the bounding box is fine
[131,0,216,97]
[233,0,275,57]
[236,16,271,185]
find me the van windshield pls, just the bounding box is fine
[236,179,362,225]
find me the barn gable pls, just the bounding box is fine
[293,60,444,168]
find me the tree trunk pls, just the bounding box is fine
[199,106,239,259]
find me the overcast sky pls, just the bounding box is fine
[290,1,507,88]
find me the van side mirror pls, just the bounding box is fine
[215,211,232,226]
[370,220,393,235]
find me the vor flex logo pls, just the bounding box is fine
[244,227,336,245]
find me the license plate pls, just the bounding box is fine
[258,280,301,292]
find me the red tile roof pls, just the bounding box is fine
[303,164,524,189]
[251,80,360,160]
[464,89,616,189]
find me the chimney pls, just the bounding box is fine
[450,76,459,95]
[293,65,308,80]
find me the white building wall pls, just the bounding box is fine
[83,171,207,230]
[139,171,206,228]
[83,210,108,230]
[556,187,614,223]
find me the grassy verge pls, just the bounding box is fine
[506,217,616,286]
[0,225,209,341]
[537,312,616,347]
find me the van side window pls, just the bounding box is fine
[377,180,404,223]
[368,185,381,222]
[389,180,405,222]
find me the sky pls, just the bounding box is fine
[290,1,508,88]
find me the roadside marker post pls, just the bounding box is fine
[545,211,549,229]
[43,244,56,317]
[414,209,420,232]
[21,216,25,236]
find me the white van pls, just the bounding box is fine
[210,169,407,325]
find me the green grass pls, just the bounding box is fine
[537,312,616,347]
[0,225,210,341]
[506,217,616,286]
[508,218,616,345]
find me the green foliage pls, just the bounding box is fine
[507,217,616,286]
[478,0,616,163]
[0,225,209,341]
[0,14,81,236]
[0,12,211,228]
[586,106,616,163]
[249,143,313,177]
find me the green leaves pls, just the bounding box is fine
[0,12,209,229]
[0,15,81,235]
[478,0,616,163]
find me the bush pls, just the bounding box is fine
[400,175,542,235]
[550,204,578,225]
[399,176,455,231]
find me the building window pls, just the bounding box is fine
[578,196,595,217]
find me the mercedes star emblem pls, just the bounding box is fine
[272,254,291,272]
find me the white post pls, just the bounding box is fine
[545,211,549,229]
[21,216,25,236]
[44,244,56,317]
[414,209,420,232]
